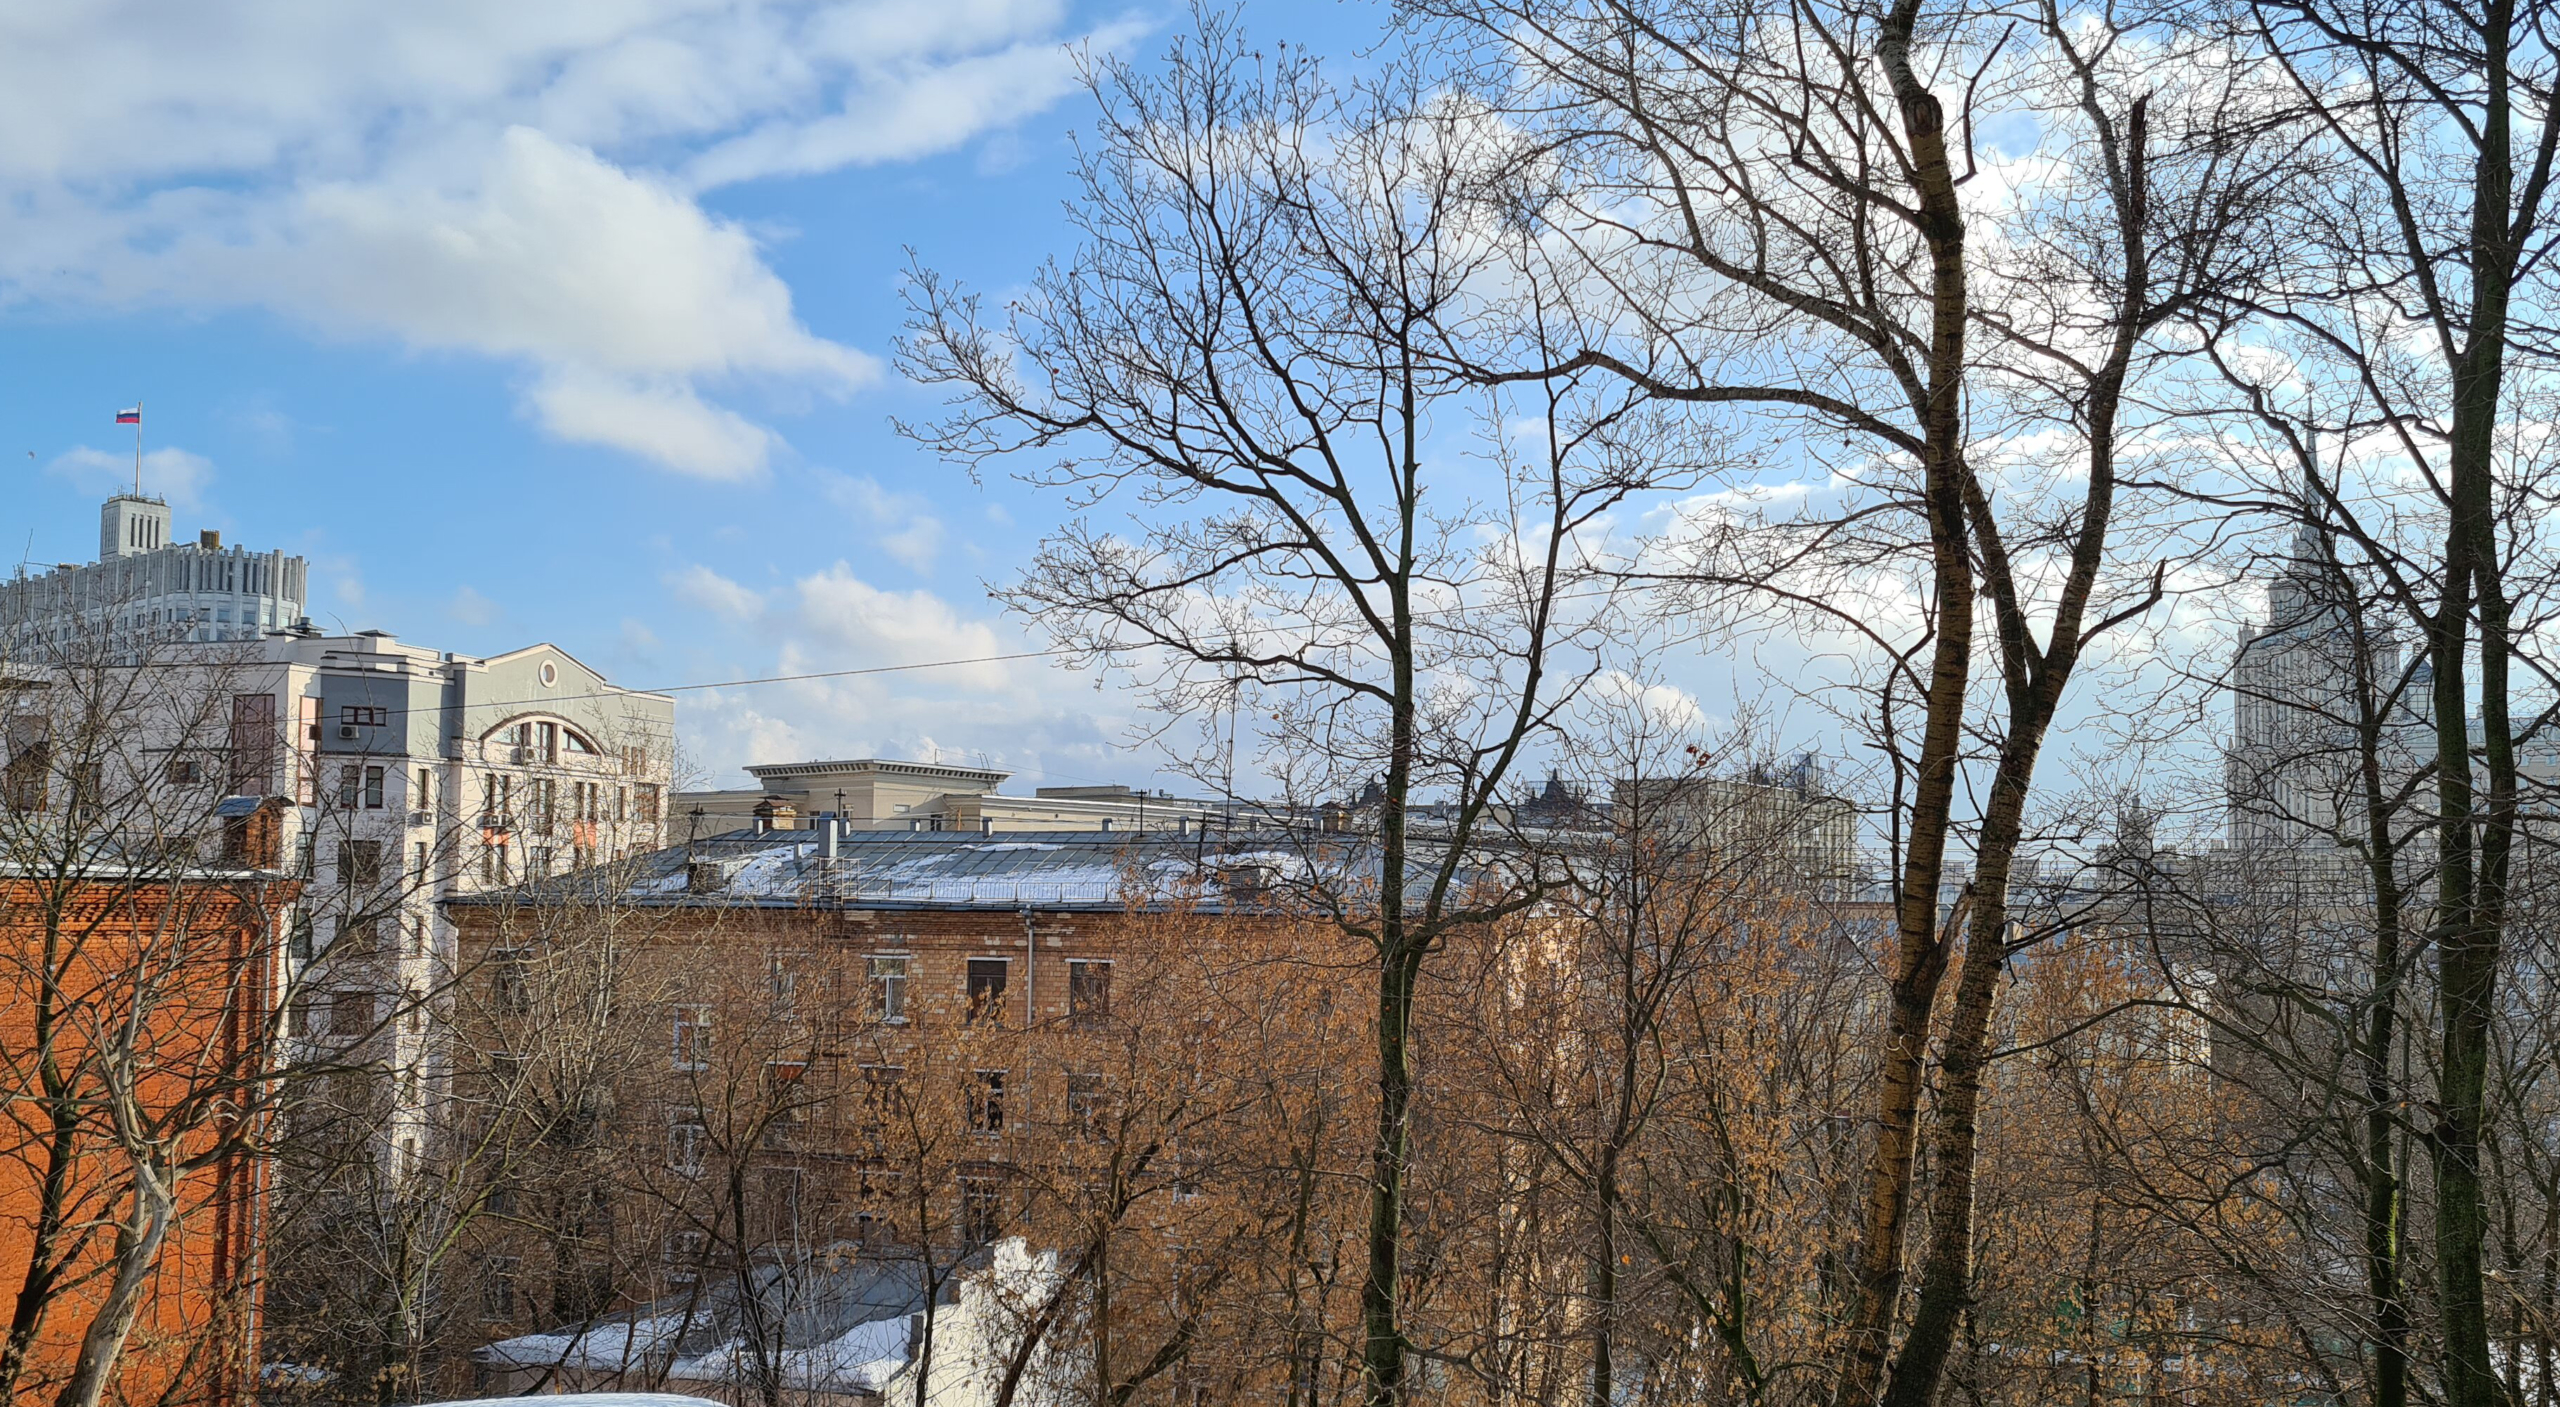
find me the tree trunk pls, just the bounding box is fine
[2431,5,2520,1399]
[1833,5,1976,1398]
[53,1166,175,1407]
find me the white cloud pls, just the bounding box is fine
[794,563,1010,685]
[658,557,1153,789]
[825,473,947,570]
[0,1,1108,476]
[46,445,213,510]
[532,369,778,481]
[665,564,765,620]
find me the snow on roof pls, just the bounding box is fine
[457,827,1343,914]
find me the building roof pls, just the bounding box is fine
[450,826,1319,914]
[744,757,1010,788]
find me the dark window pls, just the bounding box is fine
[492,950,530,1015]
[229,694,275,794]
[1068,960,1112,1028]
[165,756,202,785]
[960,1173,1003,1248]
[339,839,383,888]
[968,1069,1006,1134]
[340,705,389,727]
[363,765,385,809]
[1067,1073,1109,1139]
[5,715,48,813]
[479,1256,519,1321]
[328,992,374,1038]
[856,1064,906,1145]
[337,764,361,810]
[966,958,1009,1024]
[66,761,100,828]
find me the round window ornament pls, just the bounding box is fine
[538,661,559,688]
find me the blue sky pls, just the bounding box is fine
[0,0,2257,830]
[0,0,1394,793]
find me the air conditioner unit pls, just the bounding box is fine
[337,725,359,740]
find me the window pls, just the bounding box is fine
[66,761,100,828]
[538,722,558,764]
[968,1069,1006,1135]
[414,767,432,811]
[1069,960,1113,1029]
[482,772,512,827]
[328,992,374,1039]
[667,1108,707,1177]
[165,756,202,785]
[966,958,1009,1024]
[337,764,361,810]
[493,949,531,1015]
[1171,1147,1208,1203]
[1067,1073,1109,1140]
[530,846,555,878]
[340,705,388,727]
[230,694,276,794]
[769,954,805,1019]
[339,840,383,888]
[635,784,661,824]
[363,765,385,809]
[857,1064,907,1134]
[409,915,428,957]
[960,1173,1003,1248]
[479,1256,520,1321]
[331,917,380,956]
[481,837,510,884]
[413,841,429,878]
[672,1005,711,1070]
[530,777,556,828]
[5,715,48,813]
[867,956,909,1023]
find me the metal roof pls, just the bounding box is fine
[449,826,1325,914]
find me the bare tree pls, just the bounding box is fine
[900,19,1688,1402]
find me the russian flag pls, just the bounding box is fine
[114,407,140,425]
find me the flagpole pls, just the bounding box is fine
[131,401,141,497]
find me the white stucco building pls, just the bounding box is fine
[0,494,308,652]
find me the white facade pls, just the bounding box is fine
[1,494,308,652]
[0,625,678,1164]
[246,629,676,1164]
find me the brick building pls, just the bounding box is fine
[420,825,1312,1398]
[0,861,299,1407]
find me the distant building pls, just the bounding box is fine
[1615,760,1858,896]
[441,825,1302,1395]
[677,758,1227,837]
[2225,486,2428,849]
[0,490,679,1161]
[235,630,673,1161]
[0,494,309,652]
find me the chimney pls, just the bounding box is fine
[198,529,221,551]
